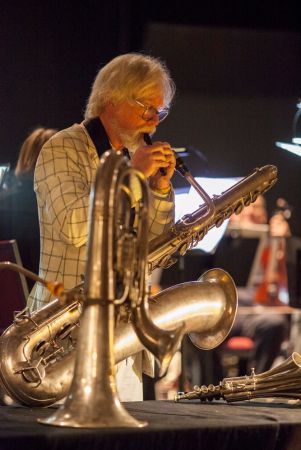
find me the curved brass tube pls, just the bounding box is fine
[175,352,301,403]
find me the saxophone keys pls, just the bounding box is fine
[234,202,244,215]
[215,217,224,227]
[243,195,252,207]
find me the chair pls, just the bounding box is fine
[0,240,28,333]
[218,336,255,378]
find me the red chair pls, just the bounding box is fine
[218,336,255,378]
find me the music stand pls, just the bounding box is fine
[0,164,10,190]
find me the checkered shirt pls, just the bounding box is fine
[27,122,175,311]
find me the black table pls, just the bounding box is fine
[0,400,301,450]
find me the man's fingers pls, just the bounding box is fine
[147,142,172,154]
[152,151,170,161]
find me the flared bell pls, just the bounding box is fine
[39,396,146,428]
[187,268,237,350]
[39,303,147,428]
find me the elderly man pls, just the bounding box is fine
[28,53,177,401]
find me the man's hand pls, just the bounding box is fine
[131,141,176,191]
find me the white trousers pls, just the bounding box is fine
[116,355,143,402]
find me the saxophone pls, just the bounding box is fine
[0,160,277,410]
[149,164,278,271]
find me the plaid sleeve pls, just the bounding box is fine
[35,132,95,248]
[148,187,175,240]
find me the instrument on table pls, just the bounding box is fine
[175,352,301,403]
[0,155,277,424]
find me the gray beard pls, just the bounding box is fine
[119,131,144,153]
[110,118,154,153]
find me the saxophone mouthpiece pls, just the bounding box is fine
[144,133,167,176]
[143,133,191,177]
[174,392,187,402]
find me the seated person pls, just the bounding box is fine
[226,195,291,374]
[0,127,57,286]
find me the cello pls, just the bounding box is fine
[254,198,292,306]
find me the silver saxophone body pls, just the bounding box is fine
[0,156,277,412]
[0,268,236,409]
[149,164,278,271]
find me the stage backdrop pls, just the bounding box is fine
[143,24,301,233]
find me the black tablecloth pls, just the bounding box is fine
[0,400,301,450]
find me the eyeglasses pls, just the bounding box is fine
[134,99,170,123]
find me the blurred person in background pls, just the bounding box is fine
[0,127,57,286]
[225,195,291,374]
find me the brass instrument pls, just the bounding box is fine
[175,352,301,403]
[38,149,186,428]
[149,164,277,271]
[0,268,236,409]
[0,159,277,421]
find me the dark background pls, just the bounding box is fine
[1,1,301,231]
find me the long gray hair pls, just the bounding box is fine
[84,53,175,119]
